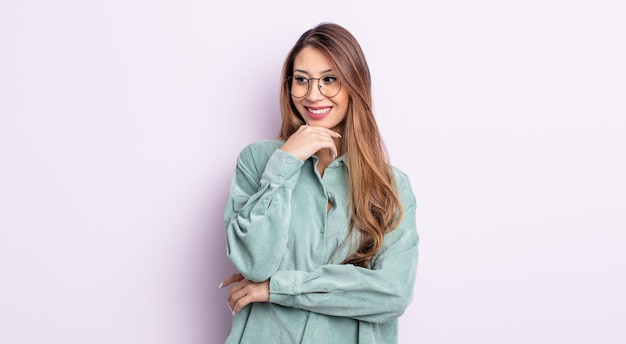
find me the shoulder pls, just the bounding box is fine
[236,139,286,171]
[237,139,285,160]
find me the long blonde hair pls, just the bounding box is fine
[278,23,403,268]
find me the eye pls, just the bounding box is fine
[293,76,309,85]
[321,76,337,85]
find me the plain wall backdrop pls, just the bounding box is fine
[1,0,624,343]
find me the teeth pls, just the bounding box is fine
[308,107,331,115]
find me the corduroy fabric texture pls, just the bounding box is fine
[224,139,418,344]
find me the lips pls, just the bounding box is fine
[306,106,332,120]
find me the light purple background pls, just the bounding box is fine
[1,1,625,343]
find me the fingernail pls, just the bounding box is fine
[227,301,233,313]
[218,282,223,288]
[232,311,236,316]
[331,152,337,160]
[335,132,342,138]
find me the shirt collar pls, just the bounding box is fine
[311,154,346,166]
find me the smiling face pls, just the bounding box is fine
[291,46,350,132]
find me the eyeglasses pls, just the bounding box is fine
[286,75,342,98]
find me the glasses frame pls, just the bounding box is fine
[286,75,342,99]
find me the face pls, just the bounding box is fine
[291,46,350,131]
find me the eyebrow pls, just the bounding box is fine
[293,68,334,75]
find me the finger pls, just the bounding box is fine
[232,292,253,314]
[318,135,338,160]
[329,130,342,138]
[307,128,341,158]
[304,125,342,139]
[281,126,340,161]
[219,273,243,288]
[308,127,338,146]
[315,133,338,159]
[226,300,234,315]
[219,273,244,288]
[231,284,266,314]
[227,278,249,302]
[228,281,253,313]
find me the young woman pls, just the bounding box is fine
[220,23,419,343]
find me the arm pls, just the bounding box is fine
[225,127,341,282]
[268,175,419,324]
[225,144,304,282]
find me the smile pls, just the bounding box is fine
[306,106,332,115]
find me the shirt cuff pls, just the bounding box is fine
[261,149,304,189]
[268,270,308,308]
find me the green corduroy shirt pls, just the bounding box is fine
[224,139,419,344]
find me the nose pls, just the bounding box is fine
[306,79,324,101]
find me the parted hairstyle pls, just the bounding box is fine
[278,23,403,268]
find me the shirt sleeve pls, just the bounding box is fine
[224,145,304,282]
[268,174,419,324]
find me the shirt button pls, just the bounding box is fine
[285,158,292,164]
[273,284,280,290]
[276,176,283,182]
[320,227,325,233]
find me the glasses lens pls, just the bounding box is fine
[318,76,341,98]
[290,76,309,98]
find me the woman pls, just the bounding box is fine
[220,23,419,343]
